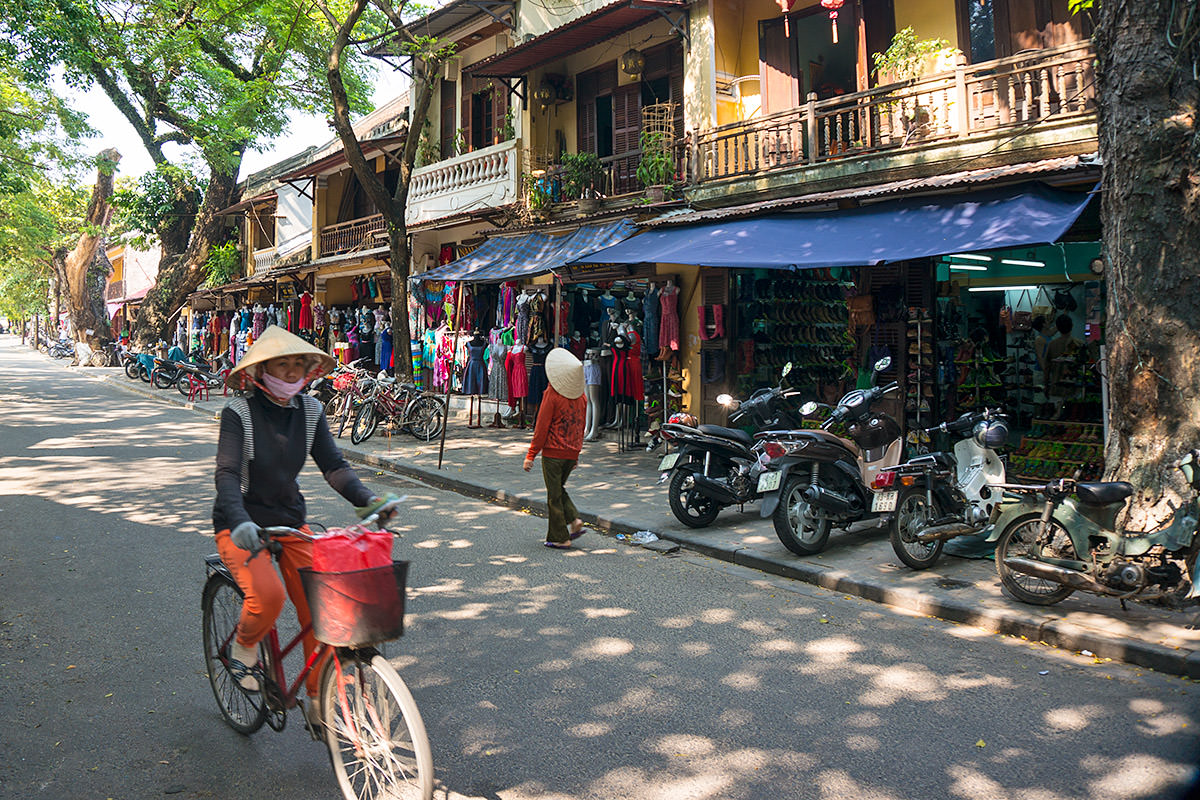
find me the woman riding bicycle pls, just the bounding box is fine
[213,326,398,724]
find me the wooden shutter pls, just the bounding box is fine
[612,84,641,155]
[440,79,457,159]
[759,16,799,114]
[863,0,896,87]
[699,269,731,423]
[577,69,598,154]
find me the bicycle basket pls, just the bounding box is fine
[299,561,409,647]
[332,373,355,392]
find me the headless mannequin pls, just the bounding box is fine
[604,332,629,429]
[529,334,549,423]
[583,347,603,442]
[466,330,487,428]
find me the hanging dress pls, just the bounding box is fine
[526,341,551,406]
[515,293,531,344]
[462,339,489,395]
[379,326,394,372]
[643,286,661,357]
[528,293,547,344]
[659,288,680,352]
[625,329,644,399]
[505,347,529,400]
[610,335,633,400]
[488,329,510,403]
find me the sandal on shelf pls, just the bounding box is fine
[544,541,571,549]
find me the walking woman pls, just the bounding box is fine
[523,348,588,548]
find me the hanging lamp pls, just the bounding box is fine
[820,0,844,43]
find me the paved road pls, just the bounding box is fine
[2,335,1197,800]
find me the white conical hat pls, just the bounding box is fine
[225,325,335,390]
[544,347,584,399]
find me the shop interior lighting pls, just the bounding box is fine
[946,253,992,261]
[967,285,1039,292]
[1000,258,1045,267]
[949,264,988,271]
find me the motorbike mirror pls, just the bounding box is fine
[800,401,819,416]
[873,356,892,373]
[781,362,792,379]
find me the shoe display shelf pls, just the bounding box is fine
[954,349,1008,412]
[1007,419,1104,482]
[904,310,936,452]
[1003,328,1039,429]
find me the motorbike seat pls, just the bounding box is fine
[1075,481,1134,505]
[698,424,754,446]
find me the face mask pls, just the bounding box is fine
[260,371,307,401]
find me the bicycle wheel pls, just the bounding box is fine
[321,650,434,800]
[404,397,444,442]
[351,402,379,445]
[201,573,269,735]
[336,394,354,439]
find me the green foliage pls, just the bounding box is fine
[559,151,603,199]
[202,240,240,287]
[523,173,552,211]
[1067,0,1094,13]
[501,107,516,142]
[635,130,674,188]
[414,118,440,168]
[456,127,469,156]
[872,27,952,83]
[0,174,87,318]
[109,165,202,247]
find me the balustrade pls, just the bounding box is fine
[318,214,387,258]
[695,41,1095,182]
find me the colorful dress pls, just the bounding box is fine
[528,293,547,344]
[462,340,489,395]
[505,347,528,399]
[515,293,531,344]
[488,329,509,402]
[625,329,644,399]
[659,287,680,351]
[643,286,660,356]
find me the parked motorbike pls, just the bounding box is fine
[882,408,1010,569]
[757,357,903,556]
[150,346,209,389]
[988,452,1200,608]
[175,351,233,397]
[48,337,74,359]
[657,363,806,528]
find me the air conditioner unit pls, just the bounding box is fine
[443,58,460,83]
[494,32,511,56]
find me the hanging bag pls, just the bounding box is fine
[1011,289,1034,331]
[1032,286,1053,320]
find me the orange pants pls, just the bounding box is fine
[216,527,327,697]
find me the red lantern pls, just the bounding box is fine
[821,0,844,43]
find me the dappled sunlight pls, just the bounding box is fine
[574,637,635,660]
[568,721,613,738]
[1086,753,1191,798]
[580,606,633,619]
[817,769,905,800]
[858,663,946,706]
[720,670,762,690]
[1043,705,1103,732]
[844,734,880,751]
[803,635,864,664]
[431,602,494,621]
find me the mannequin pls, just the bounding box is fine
[658,278,679,360]
[487,325,511,427]
[515,289,532,344]
[568,330,586,359]
[526,334,551,424]
[606,333,632,431]
[505,341,528,428]
[643,281,660,358]
[583,347,604,442]
[463,329,489,428]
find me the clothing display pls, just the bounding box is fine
[659,285,679,351]
[526,341,551,406]
[643,286,660,357]
[488,328,510,403]
[506,346,529,399]
[462,338,489,396]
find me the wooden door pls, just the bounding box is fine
[611,84,641,193]
[759,16,800,114]
[439,79,457,159]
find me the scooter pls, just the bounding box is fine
[988,451,1200,608]
[757,357,903,556]
[657,363,806,529]
[882,409,1010,569]
[175,351,233,397]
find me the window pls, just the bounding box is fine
[470,88,494,151]
[440,80,457,159]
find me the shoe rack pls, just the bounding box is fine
[1007,419,1104,482]
[905,309,935,451]
[1004,328,1037,429]
[954,345,1007,411]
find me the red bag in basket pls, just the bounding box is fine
[311,527,394,572]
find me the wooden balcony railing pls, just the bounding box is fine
[695,40,1095,182]
[318,214,387,258]
[252,246,278,276]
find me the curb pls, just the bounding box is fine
[80,361,1200,678]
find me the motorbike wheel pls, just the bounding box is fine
[889,486,944,570]
[350,402,378,445]
[124,359,140,380]
[995,513,1076,606]
[152,369,175,389]
[773,474,831,556]
[668,467,721,528]
[138,363,152,383]
[177,375,194,397]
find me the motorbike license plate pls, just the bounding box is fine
[872,490,899,513]
[757,470,783,493]
[658,453,680,472]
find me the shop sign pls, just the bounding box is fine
[277,281,298,301]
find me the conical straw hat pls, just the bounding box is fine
[225,325,336,390]
[544,347,584,399]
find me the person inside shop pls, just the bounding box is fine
[1044,314,1082,416]
[213,326,401,729]
[1031,316,1052,376]
[523,348,588,549]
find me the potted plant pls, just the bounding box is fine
[636,129,675,201]
[559,151,604,211]
[871,27,955,140]
[523,173,553,219]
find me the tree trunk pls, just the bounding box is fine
[133,165,239,347]
[1097,0,1200,526]
[61,149,121,347]
[387,224,414,381]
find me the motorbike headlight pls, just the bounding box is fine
[973,420,1009,448]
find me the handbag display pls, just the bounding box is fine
[1011,288,1033,331]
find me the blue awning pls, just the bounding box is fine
[416,219,637,283]
[570,183,1094,270]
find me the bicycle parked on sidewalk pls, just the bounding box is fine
[350,377,445,445]
[201,515,433,800]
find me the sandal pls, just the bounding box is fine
[543,541,571,549]
[227,655,263,692]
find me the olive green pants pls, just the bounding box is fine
[541,457,579,544]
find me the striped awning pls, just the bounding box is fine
[414,219,636,283]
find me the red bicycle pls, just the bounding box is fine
[201,518,433,800]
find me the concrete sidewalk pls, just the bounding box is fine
[74,356,1200,677]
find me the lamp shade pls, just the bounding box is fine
[619,49,645,77]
